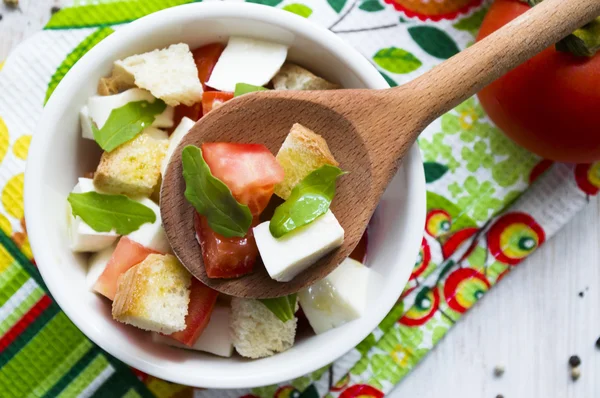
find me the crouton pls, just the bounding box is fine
[94,128,168,197]
[97,62,136,96]
[272,63,339,91]
[112,254,191,334]
[115,43,203,107]
[230,297,298,358]
[274,123,339,199]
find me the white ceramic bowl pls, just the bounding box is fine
[25,2,426,389]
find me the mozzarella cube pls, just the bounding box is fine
[206,37,288,92]
[161,117,195,176]
[80,106,95,140]
[299,258,370,334]
[86,242,117,291]
[152,305,234,357]
[68,178,119,252]
[85,88,174,138]
[253,210,344,282]
[127,198,171,253]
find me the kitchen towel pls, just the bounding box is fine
[0,0,598,397]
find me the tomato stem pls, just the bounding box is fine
[518,0,600,57]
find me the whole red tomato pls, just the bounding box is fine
[477,0,600,162]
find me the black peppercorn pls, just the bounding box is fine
[569,355,581,367]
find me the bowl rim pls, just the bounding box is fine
[24,1,426,389]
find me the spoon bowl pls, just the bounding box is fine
[162,90,385,298]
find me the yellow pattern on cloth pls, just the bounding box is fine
[2,173,24,219]
[13,135,31,160]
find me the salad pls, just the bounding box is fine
[68,37,375,359]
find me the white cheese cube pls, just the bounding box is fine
[206,37,288,92]
[127,198,171,253]
[80,106,95,140]
[68,178,119,252]
[299,258,370,334]
[86,88,174,136]
[86,242,117,291]
[151,305,234,357]
[161,117,195,176]
[253,210,344,282]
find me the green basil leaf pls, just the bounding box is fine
[259,294,297,322]
[68,192,156,235]
[181,145,252,238]
[92,99,166,152]
[270,165,345,238]
[234,83,268,97]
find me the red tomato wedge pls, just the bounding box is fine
[94,237,159,300]
[202,91,234,114]
[170,103,202,135]
[201,143,284,215]
[169,278,219,346]
[195,213,259,279]
[192,43,225,90]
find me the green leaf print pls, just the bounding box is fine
[45,0,195,29]
[290,375,312,392]
[467,245,487,268]
[488,261,510,284]
[356,333,377,355]
[426,191,477,232]
[462,141,494,172]
[328,0,348,13]
[250,385,279,398]
[283,3,313,18]
[423,162,449,183]
[373,47,422,74]
[489,131,540,187]
[45,27,114,104]
[246,0,283,5]
[453,7,489,36]
[408,26,460,59]
[455,176,504,222]
[380,71,398,87]
[350,356,370,376]
[367,378,384,391]
[418,133,460,172]
[359,0,385,12]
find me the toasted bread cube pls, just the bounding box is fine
[272,63,339,91]
[112,254,191,334]
[97,62,136,96]
[230,298,298,358]
[115,43,203,107]
[94,128,168,197]
[274,123,339,199]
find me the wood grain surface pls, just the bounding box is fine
[2,1,599,397]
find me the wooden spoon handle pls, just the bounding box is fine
[400,0,600,124]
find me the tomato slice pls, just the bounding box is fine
[169,278,218,346]
[94,237,159,300]
[195,213,259,279]
[201,143,284,215]
[192,43,225,90]
[202,91,234,114]
[170,103,202,134]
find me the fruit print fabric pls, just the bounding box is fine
[0,0,597,397]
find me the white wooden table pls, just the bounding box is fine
[2,1,599,397]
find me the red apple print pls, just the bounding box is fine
[425,209,451,238]
[410,237,431,280]
[383,0,483,21]
[340,384,384,398]
[400,286,440,326]
[529,159,553,184]
[441,227,478,259]
[274,386,301,398]
[443,268,490,313]
[487,212,545,265]
[575,163,600,196]
[331,373,351,392]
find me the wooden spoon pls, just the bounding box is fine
[162,0,600,298]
